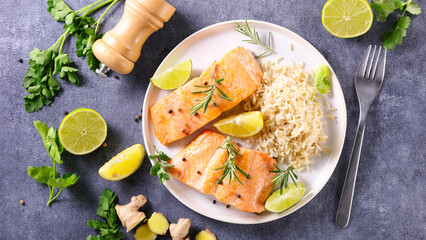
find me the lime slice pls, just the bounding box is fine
[58,108,107,155]
[150,59,192,90]
[322,0,373,38]
[213,111,263,137]
[99,144,145,181]
[265,183,306,213]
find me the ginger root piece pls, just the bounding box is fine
[134,224,157,240]
[147,212,169,235]
[115,194,147,233]
[195,228,216,240]
[170,218,191,240]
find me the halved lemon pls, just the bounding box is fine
[99,144,145,181]
[265,183,306,213]
[322,0,373,38]
[58,108,107,155]
[150,59,192,90]
[213,111,264,137]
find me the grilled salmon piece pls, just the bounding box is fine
[168,130,276,213]
[150,47,263,145]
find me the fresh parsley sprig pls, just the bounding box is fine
[27,121,79,206]
[235,19,273,57]
[270,164,298,195]
[311,63,331,100]
[149,147,174,183]
[215,137,250,185]
[87,188,123,240]
[190,64,231,115]
[23,0,120,113]
[371,0,422,50]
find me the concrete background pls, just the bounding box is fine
[1,0,425,239]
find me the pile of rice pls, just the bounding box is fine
[241,60,327,170]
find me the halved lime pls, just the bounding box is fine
[58,108,107,155]
[150,59,192,90]
[322,0,373,38]
[213,111,264,137]
[265,182,305,213]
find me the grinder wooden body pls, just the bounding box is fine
[93,0,175,74]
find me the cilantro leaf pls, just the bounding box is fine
[28,166,58,184]
[29,48,53,66]
[371,0,404,22]
[28,121,79,206]
[406,2,421,15]
[34,120,64,164]
[88,188,123,240]
[47,172,79,189]
[149,150,174,183]
[311,64,331,99]
[47,0,73,21]
[382,16,411,50]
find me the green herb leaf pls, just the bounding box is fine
[34,121,64,164]
[47,0,73,21]
[371,0,404,22]
[88,188,123,240]
[382,16,411,50]
[311,63,331,99]
[47,172,79,190]
[406,2,421,15]
[149,148,174,183]
[235,19,273,57]
[29,48,53,66]
[28,165,58,184]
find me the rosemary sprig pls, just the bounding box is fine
[235,19,273,58]
[149,146,174,183]
[215,137,250,185]
[270,164,298,195]
[190,64,231,115]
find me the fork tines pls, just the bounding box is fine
[357,45,387,82]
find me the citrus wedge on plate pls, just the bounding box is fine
[265,183,306,213]
[99,144,145,181]
[322,0,373,38]
[58,108,107,155]
[150,59,192,90]
[213,111,263,137]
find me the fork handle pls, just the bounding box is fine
[336,113,367,229]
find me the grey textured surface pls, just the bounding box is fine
[1,0,425,239]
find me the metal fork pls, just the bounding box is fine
[335,45,387,229]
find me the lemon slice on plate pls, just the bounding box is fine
[150,59,192,90]
[99,144,145,181]
[58,108,107,155]
[322,0,373,38]
[265,183,306,213]
[213,111,263,137]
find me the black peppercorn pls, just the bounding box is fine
[168,109,173,114]
[213,200,216,204]
[182,157,186,162]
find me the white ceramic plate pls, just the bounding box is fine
[142,20,347,224]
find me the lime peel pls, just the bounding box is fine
[151,59,192,90]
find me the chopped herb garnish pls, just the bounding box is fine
[215,137,250,185]
[190,64,231,115]
[270,164,298,195]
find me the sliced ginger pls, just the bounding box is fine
[134,224,157,240]
[147,212,169,235]
[170,218,191,240]
[115,195,147,233]
[195,228,217,240]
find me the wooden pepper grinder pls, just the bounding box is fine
[93,0,175,76]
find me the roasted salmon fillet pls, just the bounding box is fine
[150,47,263,145]
[168,130,276,213]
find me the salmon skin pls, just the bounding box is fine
[168,130,276,213]
[150,47,263,145]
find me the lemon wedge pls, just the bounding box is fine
[99,144,145,181]
[213,111,264,137]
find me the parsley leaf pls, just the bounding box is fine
[149,149,174,183]
[311,64,331,99]
[23,0,120,112]
[28,121,79,206]
[87,188,123,240]
[372,0,422,50]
